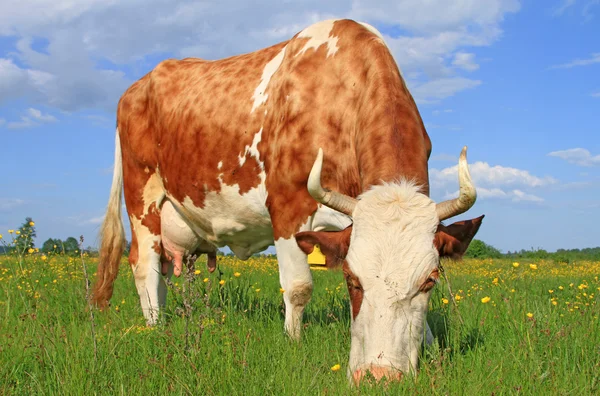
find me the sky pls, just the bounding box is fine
[0,0,598,254]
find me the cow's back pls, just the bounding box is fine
[116,19,430,245]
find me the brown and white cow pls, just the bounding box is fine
[91,19,483,383]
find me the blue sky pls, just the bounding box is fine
[0,0,598,253]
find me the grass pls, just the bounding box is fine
[0,250,599,394]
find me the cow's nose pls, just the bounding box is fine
[352,365,403,385]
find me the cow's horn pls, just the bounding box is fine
[307,148,357,216]
[436,146,477,221]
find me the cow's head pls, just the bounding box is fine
[295,147,483,385]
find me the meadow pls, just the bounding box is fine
[1,244,599,394]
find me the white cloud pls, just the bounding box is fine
[0,0,521,111]
[452,52,479,71]
[27,107,57,123]
[552,0,577,16]
[431,160,554,205]
[430,153,457,162]
[552,0,599,21]
[511,189,544,202]
[7,107,57,129]
[431,161,557,189]
[591,91,600,97]
[443,187,544,203]
[411,77,481,104]
[548,148,600,166]
[7,117,37,129]
[85,216,104,225]
[0,198,25,211]
[549,52,600,69]
[351,0,521,33]
[432,109,453,116]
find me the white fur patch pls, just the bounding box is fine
[238,127,264,172]
[141,170,165,217]
[175,177,272,259]
[296,19,339,58]
[251,46,287,113]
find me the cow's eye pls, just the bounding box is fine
[419,268,439,293]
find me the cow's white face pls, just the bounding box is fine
[344,182,440,383]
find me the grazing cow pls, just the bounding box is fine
[91,19,483,384]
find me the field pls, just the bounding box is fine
[1,251,599,394]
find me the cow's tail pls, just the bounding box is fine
[90,128,126,309]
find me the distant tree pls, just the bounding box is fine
[123,240,131,257]
[63,237,79,255]
[85,246,99,257]
[41,238,62,253]
[465,239,502,259]
[15,217,36,254]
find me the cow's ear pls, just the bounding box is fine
[435,215,484,260]
[295,226,353,268]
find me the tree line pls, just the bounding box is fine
[464,239,600,263]
[2,217,599,262]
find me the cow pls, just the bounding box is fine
[90,19,483,384]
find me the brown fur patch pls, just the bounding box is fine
[343,261,364,320]
[141,203,162,236]
[435,215,485,260]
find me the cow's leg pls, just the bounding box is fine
[129,215,166,325]
[125,169,166,325]
[274,228,313,340]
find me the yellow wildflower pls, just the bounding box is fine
[29,221,35,226]
[16,231,20,235]
[548,290,554,294]
[0,234,3,239]
[255,288,261,293]
[234,272,241,277]
[559,286,564,290]
[121,299,125,304]
[203,278,209,283]
[526,313,533,318]
[41,255,47,261]
[481,296,491,304]
[552,301,558,306]
[8,230,13,234]
[529,264,537,270]
[331,364,341,372]
[280,288,285,293]
[455,295,462,301]
[511,289,515,293]
[28,248,34,254]
[441,298,449,304]
[219,280,225,286]
[492,277,499,285]
[194,269,201,275]
[512,262,519,268]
